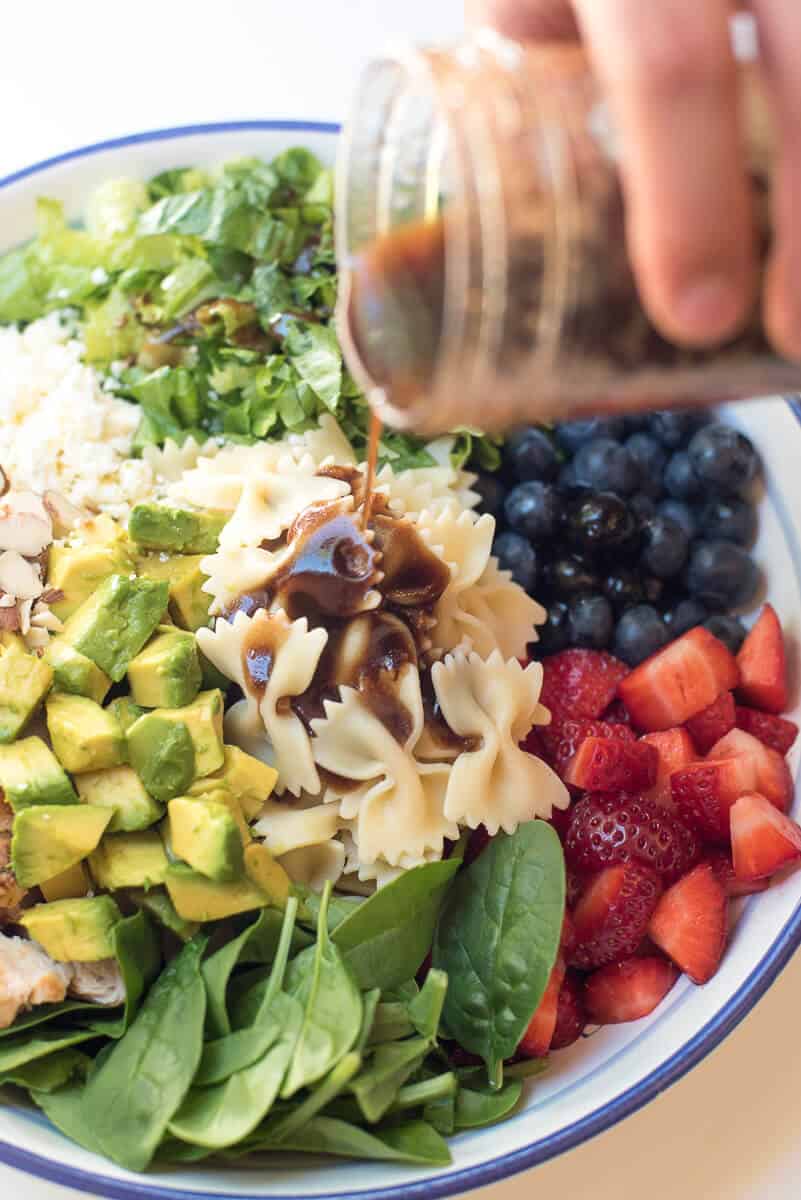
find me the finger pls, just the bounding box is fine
[753,0,801,359]
[573,0,757,346]
[466,0,579,40]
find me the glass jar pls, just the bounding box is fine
[335,34,801,437]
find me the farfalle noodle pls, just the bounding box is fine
[432,649,568,834]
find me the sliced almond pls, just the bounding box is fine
[30,605,63,633]
[0,551,44,600]
[43,490,85,537]
[24,626,49,650]
[17,598,33,636]
[0,508,52,558]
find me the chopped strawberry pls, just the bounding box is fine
[521,727,547,760]
[564,792,700,884]
[560,910,576,958]
[685,691,736,754]
[550,970,587,1050]
[603,699,632,725]
[564,737,658,793]
[548,804,574,842]
[566,868,587,909]
[730,792,801,881]
[671,756,758,843]
[648,863,728,984]
[540,717,635,779]
[618,627,740,732]
[518,955,566,1057]
[584,956,680,1025]
[736,603,788,714]
[540,650,629,721]
[706,848,770,897]
[707,728,793,812]
[735,706,799,756]
[641,728,696,810]
[569,862,662,969]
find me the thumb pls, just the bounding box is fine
[466,0,580,40]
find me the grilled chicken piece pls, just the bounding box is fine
[0,833,26,923]
[68,960,125,1007]
[0,933,71,1029]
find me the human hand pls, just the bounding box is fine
[467,1,801,360]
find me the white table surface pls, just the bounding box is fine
[1,2,800,1197]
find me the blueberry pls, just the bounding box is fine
[624,433,667,497]
[573,438,641,496]
[698,496,757,547]
[613,605,669,666]
[685,540,760,610]
[504,427,559,482]
[688,423,760,496]
[664,450,704,501]
[663,598,708,638]
[603,566,646,614]
[658,498,697,540]
[548,553,601,599]
[554,417,626,455]
[704,614,748,655]
[558,460,586,493]
[504,481,559,542]
[567,594,614,650]
[647,409,705,448]
[640,515,689,580]
[642,575,665,606]
[471,472,506,521]
[630,493,657,521]
[538,601,570,655]
[493,531,538,592]
[565,491,638,554]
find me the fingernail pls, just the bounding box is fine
[673,274,746,344]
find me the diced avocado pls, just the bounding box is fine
[136,553,212,632]
[188,745,278,820]
[106,697,145,734]
[0,737,77,810]
[165,862,268,922]
[128,504,228,555]
[75,765,164,832]
[47,515,134,622]
[127,689,224,802]
[45,638,111,705]
[0,634,53,744]
[46,694,126,774]
[168,793,244,882]
[127,626,201,709]
[40,861,91,903]
[199,652,231,694]
[89,831,168,890]
[21,895,122,962]
[128,887,199,942]
[243,843,290,908]
[61,573,169,682]
[12,804,112,886]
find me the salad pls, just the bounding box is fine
[0,150,796,1175]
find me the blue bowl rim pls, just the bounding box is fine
[0,118,800,1200]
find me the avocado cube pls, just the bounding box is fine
[45,638,111,705]
[165,862,269,923]
[0,634,53,744]
[47,515,134,622]
[168,794,244,881]
[12,804,112,886]
[128,504,228,554]
[0,737,77,810]
[89,831,169,890]
[40,861,91,903]
[106,697,145,735]
[136,553,212,632]
[180,690,225,777]
[128,887,199,942]
[21,895,122,962]
[243,842,290,908]
[75,765,164,833]
[46,694,126,774]
[188,745,278,820]
[127,626,201,709]
[61,573,169,682]
[127,689,224,803]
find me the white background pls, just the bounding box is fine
[1,2,800,1198]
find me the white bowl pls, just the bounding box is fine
[0,122,799,1200]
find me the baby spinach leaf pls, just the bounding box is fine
[85,910,161,1038]
[202,907,288,1037]
[281,885,362,1099]
[0,1028,97,1072]
[433,821,565,1088]
[408,969,448,1039]
[0,1001,97,1039]
[81,935,208,1172]
[355,988,381,1054]
[274,1115,452,1166]
[503,1057,550,1082]
[350,1038,429,1125]
[333,859,461,990]
[32,1078,100,1156]
[263,1050,361,1144]
[0,1048,89,1094]
[193,1023,280,1087]
[389,1072,457,1114]
[453,1079,523,1129]
[367,1002,414,1047]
